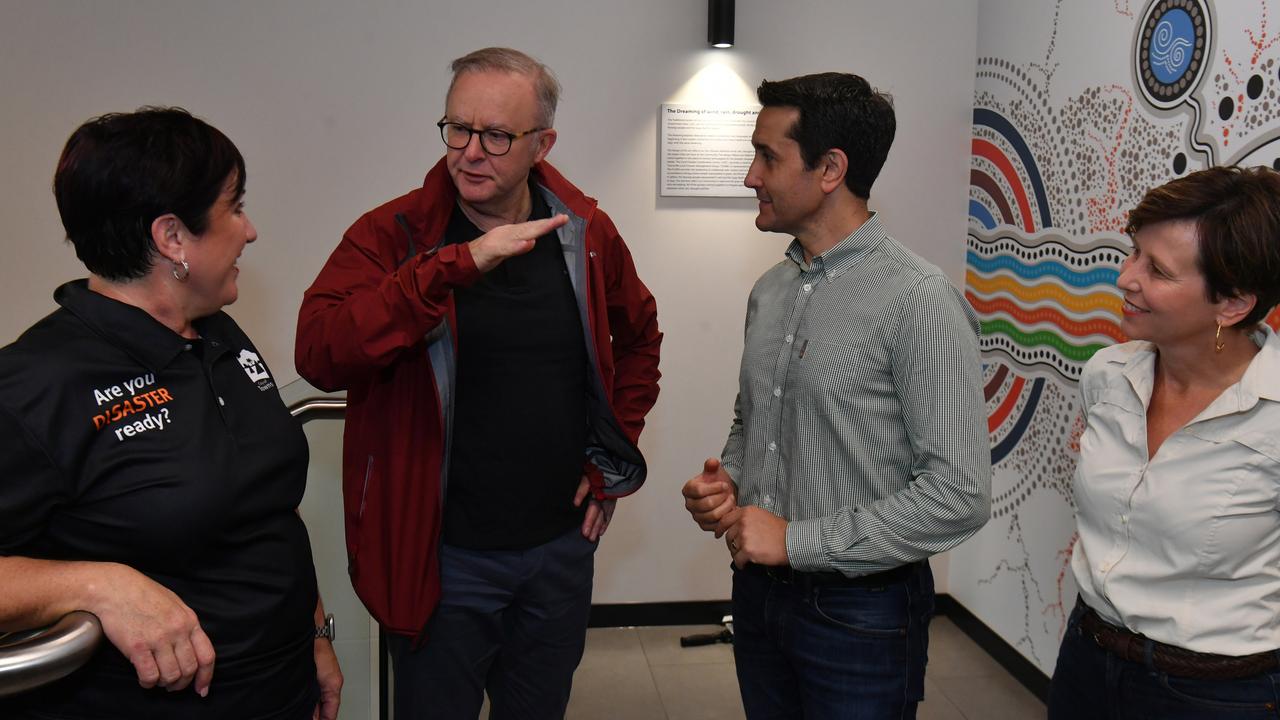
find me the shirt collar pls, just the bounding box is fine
[54,279,198,373]
[784,212,885,281]
[1116,342,1157,407]
[1240,324,1280,404]
[1116,324,1280,416]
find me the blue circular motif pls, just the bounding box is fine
[1148,8,1195,84]
[1133,0,1212,109]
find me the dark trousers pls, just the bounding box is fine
[1048,600,1280,719]
[385,526,597,720]
[731,562,935,719]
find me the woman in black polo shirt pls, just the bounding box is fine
[0,108,341,719]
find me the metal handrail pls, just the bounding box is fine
[0,612,103,698]
[0,394,348,698]
[289,397,348,419]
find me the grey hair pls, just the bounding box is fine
[449,47,561,127]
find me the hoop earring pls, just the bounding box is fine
[1214,324,1225,353]
[172,259,190,282]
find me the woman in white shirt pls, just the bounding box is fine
[1048,165,1280,719]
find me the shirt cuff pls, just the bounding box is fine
[785,517,829,571]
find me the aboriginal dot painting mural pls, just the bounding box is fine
[949,0,1280,674]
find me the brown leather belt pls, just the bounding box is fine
[1080,606,1279,680]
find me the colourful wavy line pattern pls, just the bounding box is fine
[968,296,1125,344]
[967,232,1126,381]
[967,108,1056,464]
[966,274,1123,316]
[979,320,1111,362]
[966,253,1120,287]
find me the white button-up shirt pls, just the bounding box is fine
[1071,325,1280,655]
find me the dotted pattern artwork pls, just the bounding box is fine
[957,0,1280,674]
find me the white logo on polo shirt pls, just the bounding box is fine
[237,349,274,390]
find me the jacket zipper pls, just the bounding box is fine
[359,455,373,521]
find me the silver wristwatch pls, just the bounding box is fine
[315,613,336,641]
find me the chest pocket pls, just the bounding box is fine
[1232,431,1280,463]
[791,337,894,419]
[1164,428,1280,575]
[1231,431,1280,512]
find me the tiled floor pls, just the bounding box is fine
[559,617,1046,719]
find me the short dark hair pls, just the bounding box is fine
[756,72,895,200]
[1126,165,1280,328]
[53,107,246,281]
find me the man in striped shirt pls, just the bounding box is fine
[682,72,991,718]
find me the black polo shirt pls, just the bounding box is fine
[0,280,318,719]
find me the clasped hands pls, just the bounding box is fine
[681,458,788,569]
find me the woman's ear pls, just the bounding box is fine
[1217,291,1258,329]
[150,214,185,264]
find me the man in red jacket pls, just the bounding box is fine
[295,47,661,720]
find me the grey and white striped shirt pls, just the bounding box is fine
[721,214,991,577]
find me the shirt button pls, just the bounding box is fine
[802,283,812,293]
[218,397,225,406]
[785,334,794,343]
[773,387,781,397]
[768,441,777,452]
[1120,515,1128,524]
[184,343,193,351]
[762,494,774,508]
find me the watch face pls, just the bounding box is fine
[316,614,335,640]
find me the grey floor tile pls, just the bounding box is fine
[650,662,746,720]
[583,626,649,655]
[931,672,1046,720]
[550,619,1044,720]
[638,625,736,666]
[927,616,1010,679]
[567,628,667,720]
[918,677,967,720]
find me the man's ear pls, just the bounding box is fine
[818,149,848,194]
[150,214,186,265]
[533,128,558,164]
[1217,291,1257,329]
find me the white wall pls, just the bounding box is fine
[0,0,979,603]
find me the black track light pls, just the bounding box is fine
[708,0,735,48]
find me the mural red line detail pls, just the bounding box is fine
[966,294,1126,343]
[989,375,1026,432]
[972,138,1036,232]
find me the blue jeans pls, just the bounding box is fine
[1048,600,1280,719]
[731,562,934,720]
[385,526,597,720]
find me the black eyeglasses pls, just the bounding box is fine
[437,118,546,156]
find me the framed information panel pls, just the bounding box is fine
[660,104,760,197]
